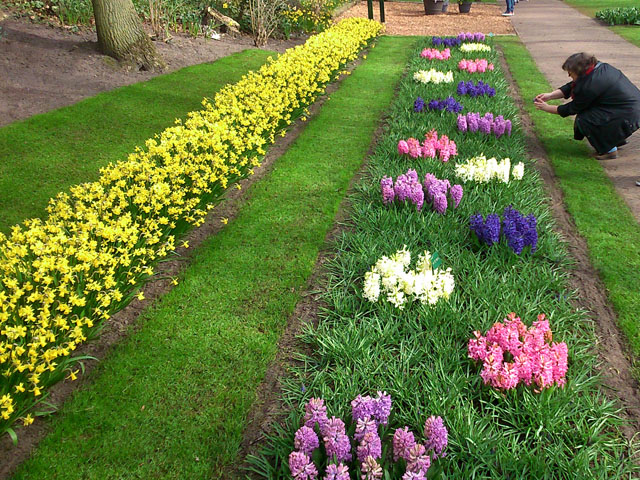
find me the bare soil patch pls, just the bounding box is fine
[337,1,515,36]
[0,10,303,127]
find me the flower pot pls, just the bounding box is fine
[424,0,444,15]
[458,1,472,13]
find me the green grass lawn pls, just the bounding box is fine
[496,35,640,362]
[562,0,640,47]
[249,37,637,478]
[10,36,417,480]
[0,49,274,234]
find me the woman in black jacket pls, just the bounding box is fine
[534,52,640,160]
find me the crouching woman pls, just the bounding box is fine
[534,52,640,159]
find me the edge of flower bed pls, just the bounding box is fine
[494,40,640,441]
[0,47,378,480]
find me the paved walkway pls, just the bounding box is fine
[511,0,640,222]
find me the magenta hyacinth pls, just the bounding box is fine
[381,176,395,205]
[393,427,417,461]
[450,184,463,208]
[289,451,318,480]
[294,426,320,455]
[357,431,383,462]
[304,398,329,431]
[433,194,447,214]
[324,463,350,480]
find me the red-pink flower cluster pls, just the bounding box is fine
[458,58,494,73]
[397,130,457,162]
[468,313,568,391]
[420,48,451,61]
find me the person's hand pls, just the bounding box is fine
[535,93,552,102]
[534,98,550,112]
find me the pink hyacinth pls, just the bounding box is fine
[458,58,495,73]
[324,463,350,480]
[289,451,318,480]
[407,138,422,158]
[469,313,568,391]
[420,47,450,60]
[398,130,456,163]
[398,140,409,155]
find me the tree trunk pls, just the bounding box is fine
[91,0,166,71]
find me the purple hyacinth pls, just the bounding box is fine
[479,117,492,135]
[373,391,392,425]
[381,176,395,205]
[414,97,425,113]
[324,431,352,463]
[407,444,431,474]
[402,472,427,480]
[506,119,512,136]
[470,213,501,246]
[354,416,378,443]
[428,96,463,113]
[289,451,318,480]
[393,427,417,461]
[457,114,468,133]
[502,206,538,255]
[423,416,448,458]
[431,36,461,47]
[450,184,463,208]
[361,456,383,480]
[304,398,328,431]
[428,99,440,111]
[467,113,479,132]
[294,426,320,455]
[433,193,448,214]
[357,431,382,462]
[324,463,350,480]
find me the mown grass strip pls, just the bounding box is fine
[496,35,640,357]
[10,36,417,480]
[249,37,637,478]
[562,0,640,47]
[0,49,274,233]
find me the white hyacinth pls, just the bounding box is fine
[455,154,525,183]
[413,69,454,85]
[363,247,454,309]
[460,43,491,53]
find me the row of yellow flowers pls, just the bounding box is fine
[0,18,383,438]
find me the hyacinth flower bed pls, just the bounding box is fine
[414,96,463,114]
[381,169,463,214]
[0,18,383,439]
[289,395,448,479]
[457,112,512,138]
[470,206,538,255]
[397,130,457,162]
[248,37,638,478]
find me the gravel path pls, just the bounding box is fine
[511,0,640,221]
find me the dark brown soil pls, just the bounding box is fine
[0,9,304,127]
[498,46,640,441]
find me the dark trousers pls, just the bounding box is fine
[505,0,515,12]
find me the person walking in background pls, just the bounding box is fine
[502,0,515,16]
[534,52,640,160]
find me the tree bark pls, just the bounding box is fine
[91,0,166,71]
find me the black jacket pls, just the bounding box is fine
[557,63,640,152]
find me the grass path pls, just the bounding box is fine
[496,35,640,360]
[0,50,274,233]
[10,36,417,480]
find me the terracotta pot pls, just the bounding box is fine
[424,0,444,15]
[458,1,472,13]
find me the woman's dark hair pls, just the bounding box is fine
[562,53,598,76]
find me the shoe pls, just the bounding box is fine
[594,151,617,160]
[502,12,514,16]
[636,180,640,187]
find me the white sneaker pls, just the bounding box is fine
[502,11,514,16]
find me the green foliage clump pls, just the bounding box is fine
[595,6,640,25]
[5,0,352,37]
